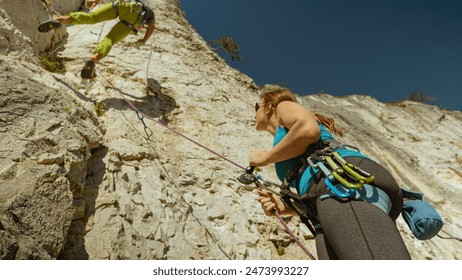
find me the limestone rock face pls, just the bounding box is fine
[52,0,84,14]
[0,56,104,259]
[1,0,461,260]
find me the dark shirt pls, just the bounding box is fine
[142,3,155,25]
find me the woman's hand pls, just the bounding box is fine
[256,190,289,216]
[249,149,270,167]
[85,0,99,9]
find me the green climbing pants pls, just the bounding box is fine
[68,0,143,58]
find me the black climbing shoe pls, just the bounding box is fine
[80,60,96,79]
[37,19,62,33]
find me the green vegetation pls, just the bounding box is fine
[39,53,65,73]
[388,90,436,107]
[63,105,71,114]
[209,36,241,61]
[277,246,285,256]
[94,101,106,117]
[405,91,435,104]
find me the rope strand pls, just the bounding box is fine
[438,229,462,242]
[275,212,316,260]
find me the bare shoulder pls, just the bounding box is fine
[276,101,310,114]
[276,101,313,127]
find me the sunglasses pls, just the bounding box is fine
[255,102,264,112]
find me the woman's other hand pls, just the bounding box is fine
[256,190,287,216]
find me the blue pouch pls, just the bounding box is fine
[401,189,443,240]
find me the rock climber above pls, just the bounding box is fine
[38,0,156,78]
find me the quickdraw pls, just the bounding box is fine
[332,152,375,183]
[317,161,355,198]
[307,143,375,198]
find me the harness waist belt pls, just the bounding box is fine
[112,1,119,16]
[320,184,392,214]
[121,19,138,33]
[281,139,341,189]
[112,0,145,33]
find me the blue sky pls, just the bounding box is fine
[180,0,462,111]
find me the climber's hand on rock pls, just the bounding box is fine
[86,0,98,10]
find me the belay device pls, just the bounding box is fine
[237,166,317,260]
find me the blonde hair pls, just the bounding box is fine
[259,85,344,137]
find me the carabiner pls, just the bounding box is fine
[317,162,335,181]
[331,171,364,189]
[318,162,355,198]
[324,178,355,198]
[322,158,364,189]
[325,156,345,176]
[332,152,375,183]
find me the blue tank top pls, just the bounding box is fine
[273,124,370,195]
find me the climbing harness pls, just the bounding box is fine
[112,0,150,34]
[275,139,447,243]
[274,140,393,236]
[237,139,393,253]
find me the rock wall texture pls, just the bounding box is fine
[1,0,461,260]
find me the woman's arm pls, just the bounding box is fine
[253,101,320,166]
[139,23,155,44]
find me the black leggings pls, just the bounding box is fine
[308,157,411,260]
